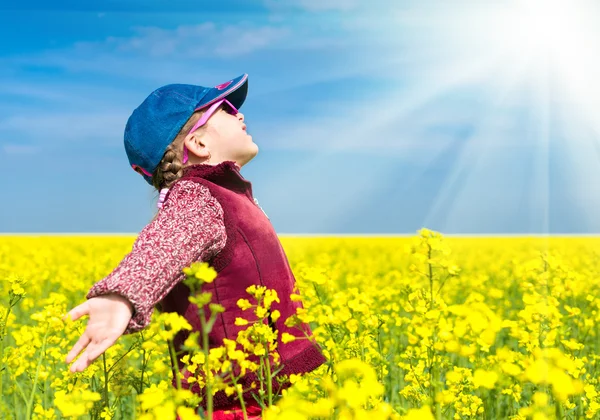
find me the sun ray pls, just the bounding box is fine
[261,0,600,233]
[393,0,600,233]
[420,43,547,232]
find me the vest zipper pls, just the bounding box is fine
[252,197,270,220]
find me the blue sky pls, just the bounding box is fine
[1,0,600,234]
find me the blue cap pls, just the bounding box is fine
[124,73,249,186]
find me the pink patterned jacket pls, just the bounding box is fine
[86,180,228,334]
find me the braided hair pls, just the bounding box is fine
[146,107,210,221]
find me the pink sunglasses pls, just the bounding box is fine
[131,98,239,178]
[183,98,239,164]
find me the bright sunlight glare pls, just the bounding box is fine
[483,0,600,123]
[366,0,600,232]
[515,0,575,48]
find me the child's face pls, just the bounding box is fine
[186,104,258,167]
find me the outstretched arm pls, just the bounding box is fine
[63,181,227,373]
[86,180,227,334]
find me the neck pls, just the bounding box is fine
[180,160,253,197]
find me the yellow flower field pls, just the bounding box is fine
[1,229,599,419]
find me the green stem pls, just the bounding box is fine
[265,340,273,407]
[107,340,139,376]
[0,301,15,403]
[102,353,110,409]
[257,356,266,405]
[199,306,213,419]
[233,377,249,420]
[555,398,564,419]
[168,339,182,391]
[5,364,27,405]
[25,325,49,419]
[138,348,147,394]
[428,246,434,309]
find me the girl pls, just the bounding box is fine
[63,73,326,419]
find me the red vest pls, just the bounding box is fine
[158,161,326,409]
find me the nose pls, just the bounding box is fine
[237,112,244,122]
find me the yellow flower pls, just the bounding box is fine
[253,343,266,356]
[501,362,522,377]
[33,404,56,419]
[290,293,303,302]
[346,319,359,333]
[282,333,296,343]
[54,388,102,417]
[256,306,268,318]
[160,312,192,341]
[153,400,176,419]
[209,303,225,314]
[138,383,168,411]
[586,401,600,418]
[532,392,549,407]
[177,406,200,420]
[152,359,169,374]
[246,285,267,298]
[270,309,281,322]
[585,384,598,399]
[303,268,328,285]
[183,261,218,284]
[307,398,334,417]
[445,340,460,353]
[237,298,253,310]
[525,358,550,384]
[235,317,249,326]
[550,369,584,402]
[403,405,434,420]
[561,338,584,351]
[473,369,498,389]
[264,289,280,309]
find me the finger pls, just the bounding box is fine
[71,355,87,373]
[88,338,115,361]
[88,332,119,361]
[71,336,116,372]
[65,333,91,364]
[63,301,89,323]
[70,346,93,373]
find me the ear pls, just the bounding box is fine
[184,133,211,160]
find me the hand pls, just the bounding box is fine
[63,293,134,373]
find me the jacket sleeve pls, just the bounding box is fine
[86,180,227,335]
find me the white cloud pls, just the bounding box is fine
[213,26,292,57]
[0,22,292,83]
[69,22,290,59]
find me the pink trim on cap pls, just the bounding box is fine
[132,164,153,177]
[215,80,233,90]
[195,74,247,112]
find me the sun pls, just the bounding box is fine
[512,0,577,49]
[479,0,600,122]
[371,0,600,232]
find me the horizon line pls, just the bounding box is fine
[1,232,600,237]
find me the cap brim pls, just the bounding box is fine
[195,73,248,111]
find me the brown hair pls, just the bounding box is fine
[136,106,213,222]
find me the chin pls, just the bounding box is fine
[247,141,259,157]
[236,149,258,168]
